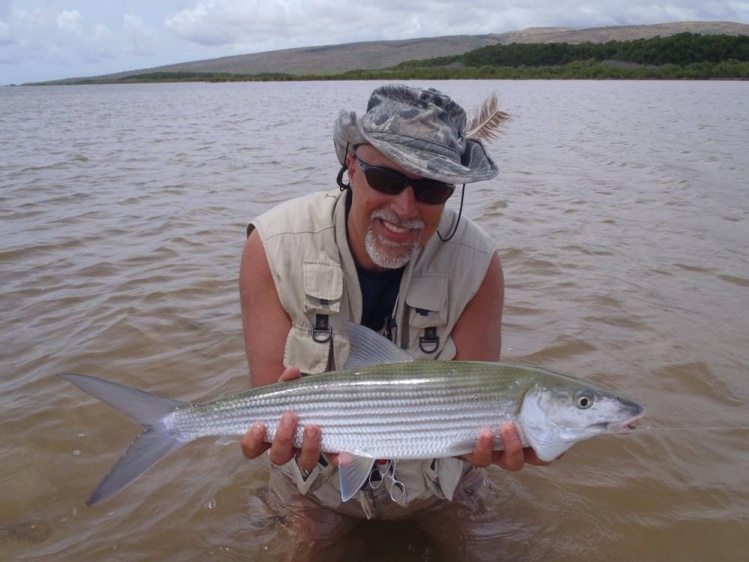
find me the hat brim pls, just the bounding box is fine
[334,110,498,185]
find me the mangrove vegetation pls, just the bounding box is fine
[52,33,749,84]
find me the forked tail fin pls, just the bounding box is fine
[58,373,189,505]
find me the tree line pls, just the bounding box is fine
[341,59,749,80]
[397,32,749,69]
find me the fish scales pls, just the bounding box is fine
[164,362,535,459]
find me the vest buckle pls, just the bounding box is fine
[419,327,440,354]
[312,314,333,343]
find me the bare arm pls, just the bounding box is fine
[238,230,321,470]
[453,251,550,471]
[239,230,290,387]
[451,251,504,362]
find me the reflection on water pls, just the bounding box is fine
[1,80,748,560]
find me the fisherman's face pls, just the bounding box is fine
[346,144,445,272]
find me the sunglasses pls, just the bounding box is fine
[355,157,455,205]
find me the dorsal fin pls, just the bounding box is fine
[343,322,414,370]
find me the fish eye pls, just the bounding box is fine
[575,390,594,409]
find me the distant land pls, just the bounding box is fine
[36,21,749,84]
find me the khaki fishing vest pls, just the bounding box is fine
[248,189,496,374]
[248,189,497,513]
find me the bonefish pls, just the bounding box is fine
[59,322,644,505]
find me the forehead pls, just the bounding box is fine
[355,144,423,180]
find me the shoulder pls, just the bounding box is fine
[249,189,342,239]
[440,208,496,255]
[415,210,495,277]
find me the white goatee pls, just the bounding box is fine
[365,209,425,269]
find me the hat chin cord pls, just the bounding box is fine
[437,183,465,242]
[336,163,351,191]
[335,162,464,243]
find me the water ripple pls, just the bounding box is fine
[1,81,748,560]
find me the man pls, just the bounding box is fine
[239,85,547,559]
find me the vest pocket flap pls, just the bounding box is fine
[303,261,343,314]
[285,324,331,375]
[405,275,448,328]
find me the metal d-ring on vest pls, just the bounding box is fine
[312,312,333,343]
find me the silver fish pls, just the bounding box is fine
[59,323,644,505]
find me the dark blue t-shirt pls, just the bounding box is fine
[356,264,404,338]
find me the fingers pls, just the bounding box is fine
[241,423,269,459]
[495,423,525,472]
[278,366,302,382]
[241,414,322,470]
[462,429,495,468]
[462,423,536,472]
[269,412,298,466]
[242,367,301,463]
[296,424,322,472]
[475,430,494,465]
[278,366,322,471]
[242,367,320,467]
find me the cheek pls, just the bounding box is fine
[353,194,376,221]
[352,189,392,222]
[420,206,445,238]
[348,191,382,240]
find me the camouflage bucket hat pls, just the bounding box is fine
[334,84,499,185]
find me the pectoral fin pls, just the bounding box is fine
[338,453,375,502]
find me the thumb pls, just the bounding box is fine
[278,366,302,382]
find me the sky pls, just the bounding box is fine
[1,1,748,85]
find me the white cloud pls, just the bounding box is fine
[57,9,82,34]
[0,5,119,78]
[0,18,10,46]
[93,22,112,41]
[164,0,472,50]
[123,13,158,55]
[164,1,304,47]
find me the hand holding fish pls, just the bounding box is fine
[462,424,552,470]
[240,366,325,472]
[240,367,551,474]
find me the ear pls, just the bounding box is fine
[345,153,357,176]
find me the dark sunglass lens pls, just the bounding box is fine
[415,183,454,205]
[358,157,453,205]
[365,168,406,195]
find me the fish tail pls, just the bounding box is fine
[58,373,188,505]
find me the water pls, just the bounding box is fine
[1,80,748,560]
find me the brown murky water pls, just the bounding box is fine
[1,80,747,561]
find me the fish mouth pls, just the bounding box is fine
[611,411,646,434]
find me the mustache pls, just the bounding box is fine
[371,209,425,231]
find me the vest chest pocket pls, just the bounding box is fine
[283,262,345,374]
[405,275,448,355]
[303,261,344,343]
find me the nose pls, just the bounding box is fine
[389,185,420,220]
